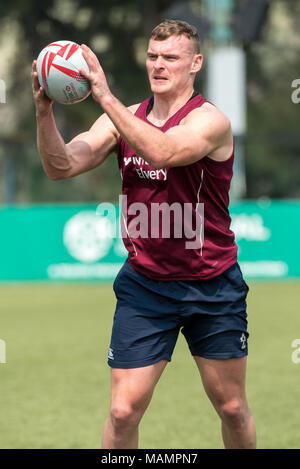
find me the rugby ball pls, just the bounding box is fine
[36,41,91,104]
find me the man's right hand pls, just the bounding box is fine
[32,60,53,117]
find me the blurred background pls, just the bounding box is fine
[0,0,299,282]
[1,0,300,203]
[1,0,300,450]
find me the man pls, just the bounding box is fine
[32,19,256,449]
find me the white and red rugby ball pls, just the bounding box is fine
[36,41,91,104]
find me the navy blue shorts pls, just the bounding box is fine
[108,261,249,368]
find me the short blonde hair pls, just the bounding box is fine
[150,19,200,54]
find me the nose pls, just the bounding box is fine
[154,56,164,69]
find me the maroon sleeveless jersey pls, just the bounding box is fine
[117,94,238,280]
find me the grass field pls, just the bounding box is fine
[1,281,300,449]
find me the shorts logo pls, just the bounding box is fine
[108,348,114,360]
[240,333,247,350]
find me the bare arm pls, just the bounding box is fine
[32,60,119,180]
[79,45,233,170]
[99,95,233,169]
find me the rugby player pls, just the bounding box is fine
[32,19,256,449]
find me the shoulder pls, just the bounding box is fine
[182,101,231,134]
[176,101,233,162]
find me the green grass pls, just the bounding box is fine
[1,282,300,449]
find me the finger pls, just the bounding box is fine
[80,46,93,67]
[79,67,88,78]
[80,44,99,72]
[78,68,93,84]
[32,70,41,92]
[32,74,43,97]
[81,44,91,53]
[38,86,53,104]
[39,86,47,98]
[31,60,41,92]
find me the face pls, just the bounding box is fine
[146,35,202,97]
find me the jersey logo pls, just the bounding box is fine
[136,167,167,181]
[122,155,167,181]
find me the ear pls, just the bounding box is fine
[191,54,203,75]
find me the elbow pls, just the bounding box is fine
[148,151,173,170]
[48,170,71,180]
[149,159,165,170]
[150,157,173,170]
[48,172,64,181]
[148,138,175,169]
[41,160,70,180]
[40,147,73,181]
[43,167,68,181]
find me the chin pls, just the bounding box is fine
[151,83,171,95]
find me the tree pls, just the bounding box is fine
[0,0,299,202]
[0,0,175,203]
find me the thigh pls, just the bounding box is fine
[109,262,181,369]
[109,300,180,369]
[181,262,249,360]
[110,360,168,413]
[182,316,249,360]
[194,356,248,408]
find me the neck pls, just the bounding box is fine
[150,87,195,124]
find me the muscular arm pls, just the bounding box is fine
[32,60,120,180]
[100,95,232,169]
[80,45,233,170]
[37,110,118,180]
